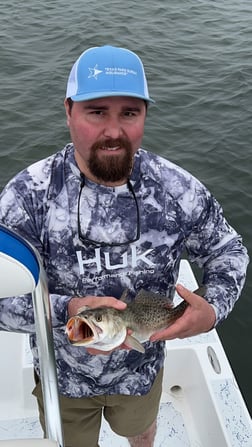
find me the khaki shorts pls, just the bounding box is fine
[33,368,163,447]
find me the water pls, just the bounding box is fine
[1,0,252,415]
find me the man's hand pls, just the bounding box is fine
[68,295,127,317]
[150,284,216,342]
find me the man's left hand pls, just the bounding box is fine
[150,284,216,342]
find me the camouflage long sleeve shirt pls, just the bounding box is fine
[0,144,248,398]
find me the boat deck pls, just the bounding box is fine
[0,260,252,446]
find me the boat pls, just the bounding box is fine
[0,224,251,446]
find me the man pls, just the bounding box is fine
[0,45,248,447]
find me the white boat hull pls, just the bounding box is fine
[0,260,251,446]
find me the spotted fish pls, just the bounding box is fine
[65,288,204,353]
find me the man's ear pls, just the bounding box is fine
[64,98,71,126]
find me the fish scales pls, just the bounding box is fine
[121,296,187,332]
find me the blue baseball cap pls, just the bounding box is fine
[66,45,154,103]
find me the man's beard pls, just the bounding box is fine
[88,138,134,183]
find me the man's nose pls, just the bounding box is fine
[103,117,123,139]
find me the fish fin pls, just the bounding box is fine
[120,289,130,303]
[134,289,149,302]
[135,289,173,307]
[134,289,155,304]
[124,335,145,353]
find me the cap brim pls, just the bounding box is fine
[69,91,155,103]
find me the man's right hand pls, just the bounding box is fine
[67,295,127,317]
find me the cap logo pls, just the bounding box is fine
[88,64,137,81]
[104,67,137,76]
[88,64,103,80]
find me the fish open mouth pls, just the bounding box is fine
[65,317,96,344]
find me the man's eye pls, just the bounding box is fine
[124,111,136,117]
[91,110,104,115]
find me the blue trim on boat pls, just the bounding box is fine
[0,224,40,285]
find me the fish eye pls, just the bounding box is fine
[95,314,102,322]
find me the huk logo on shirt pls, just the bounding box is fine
[76,246,155,274]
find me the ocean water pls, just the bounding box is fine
[0,0,252,415]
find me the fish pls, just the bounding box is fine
[65,287,204,353]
